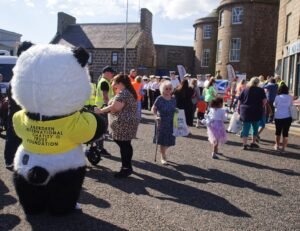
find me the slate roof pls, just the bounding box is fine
[52,23,142,49]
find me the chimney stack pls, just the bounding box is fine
[140,8,152,33]
[57,12,76,35]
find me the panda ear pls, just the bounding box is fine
[72,47,89,67]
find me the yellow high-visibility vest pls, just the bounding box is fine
[95,77,113,107]
[85,83,96,106]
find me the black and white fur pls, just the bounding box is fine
[11,45,105,215]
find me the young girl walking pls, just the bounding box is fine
[202,97,227,159]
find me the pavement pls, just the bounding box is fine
[1,110,300,231]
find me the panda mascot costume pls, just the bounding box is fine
[11,44,106,215]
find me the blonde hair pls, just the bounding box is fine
[247,77,260,88]
[159,80,173,94]
[259,75,265,82]
[190,79,197,88]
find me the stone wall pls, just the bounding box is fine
[216,0,279,79]
[155,45,194,74]
[87,49,137,82]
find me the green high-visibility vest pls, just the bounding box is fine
[85,83,96,106]
[95,77,113,107]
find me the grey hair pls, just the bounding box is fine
[159,80,173,94]
[247,77,260,88]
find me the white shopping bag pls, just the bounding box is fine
[173,109,190,137]
[290,105,298,120]
[227,112,242,134]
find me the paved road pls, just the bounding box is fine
[1,110,300,231]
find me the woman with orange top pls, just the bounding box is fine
[132,76,144,119]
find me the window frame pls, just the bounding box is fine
[232,7,243,24]
[219,10,224,27]
[216,40,222,64]
[111,51,119,65]
[203,24,212,39]
[201,49,210,67]
[229,38,241,62]
[285,13,291,43]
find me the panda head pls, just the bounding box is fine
[11,44,91,117]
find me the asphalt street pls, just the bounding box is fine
[1,110,300,231]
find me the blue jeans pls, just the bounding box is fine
[241,121,259,138]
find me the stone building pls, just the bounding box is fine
[194,0,279,79]
[51,9,156,81]
[216,0,279,79]
[193,9,218,75]
[155,44,194,76]
[275,0,300,96]
[0,29,22,56]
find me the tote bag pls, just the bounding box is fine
[290,105,298,120]
[173,109,190,137]
[227,112,242,134]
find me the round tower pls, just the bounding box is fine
[216,0,279,79]
[193,9,218,76]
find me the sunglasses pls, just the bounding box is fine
[165,87,172,90]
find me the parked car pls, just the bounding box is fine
[0,56,16,131]
[0,56,17,82]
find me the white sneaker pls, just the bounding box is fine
[161,159,168,165]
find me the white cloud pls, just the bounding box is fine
[24,0,35,7]
[45,0,219,20]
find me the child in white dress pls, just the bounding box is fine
[202,97,227,159]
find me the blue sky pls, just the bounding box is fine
[1,0,220,46]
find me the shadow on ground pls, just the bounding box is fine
[86,159,251,218]
[25,211,127,231]
[0,179,20,231]
[219,154,300,176]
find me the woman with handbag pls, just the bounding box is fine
[152,81,176,165]
[174,79,194,126]
[273,84,293,153]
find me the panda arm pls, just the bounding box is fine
[76,109,107,144]
[85,111,107,143]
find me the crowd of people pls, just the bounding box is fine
[1,41,297,179]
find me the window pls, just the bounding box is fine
[216,40,222,63]
[298,17,300,36]
[203,25,212,39]
[282,57,289,82]
[285,14,291,42]
[296,54,300,96]
[232,7,243,24]
[88,52,92,64]
[230,38,241,62]
[288,55,295,91]
[111,52,118,65]
[201,49,210,67]
[275,59,282,75]
[219,10,224,27]
[194,27,197,41]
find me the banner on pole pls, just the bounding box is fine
[226,64,236,81]
[177,65,186,81]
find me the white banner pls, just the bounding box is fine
[226,64,236,81]
[177,65,186,81]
